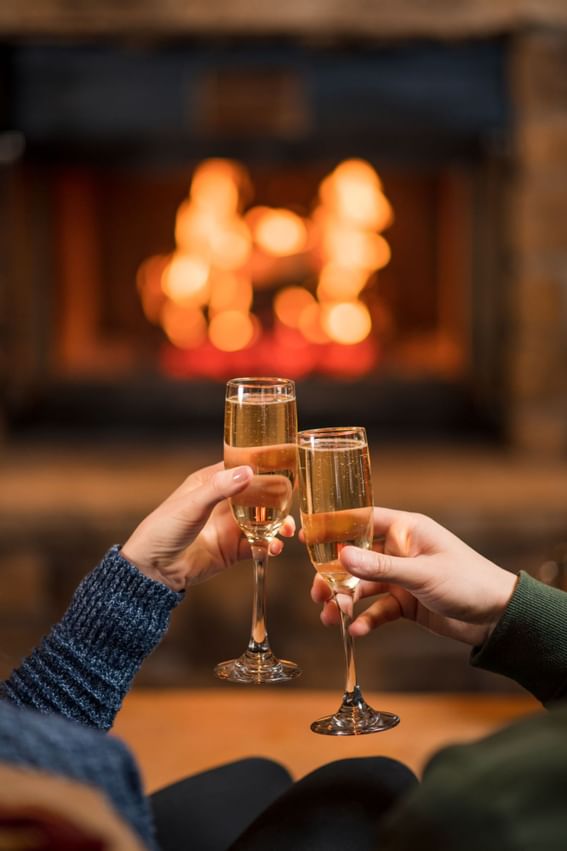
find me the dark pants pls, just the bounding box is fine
[151,756,418,851]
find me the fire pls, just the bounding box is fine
[209,271,253,315]
[274,286,315,329]
[138,156,393,372]
[320,159,393,231]
[161,254,210,306]
[190,159,248,217]
[161,303,207,349]
[209,310,256,352]
[253,208,308,257]
[323,301,372,346]
[317,264,368,302]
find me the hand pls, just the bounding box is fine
[310,508,517,647]
[122,462,295,592]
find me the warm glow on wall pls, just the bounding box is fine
[137,255,168,322]
[138,156,393,374]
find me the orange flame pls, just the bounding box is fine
[138,156,394,371]
[253,208,308,257]
[208,310,257,352]
[323,301,372,345]
[274,286,315,329]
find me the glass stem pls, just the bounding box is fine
[335,591,361,701]
[248,542,270,653]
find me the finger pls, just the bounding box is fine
[372,536,385,553]
[225,443,297,472]
[298,528,305,544]
[269,538,284,556]
[311,574,333,603]
[320,598,340,627]
[176,466,254,529]
[371,507,413,536]
[340,545,424,592]
[279,515,296,537]
[353,579,392,601]
[232,474,292,509]
[349,593,404,637]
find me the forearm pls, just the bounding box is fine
[471,571,567,706]
[0,546,182,730]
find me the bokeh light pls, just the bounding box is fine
[274,286,315,329]
[161,254,210,306]
[323,228,391,271]
[298,302,330,344]
[139,155,394,377]
[317,264,369,301]
[208,310,256,351]
[253,208,307,256]
[161,302,208,349]
[209,271,253,315]
[323,301,372,345]
[190,159,247,217]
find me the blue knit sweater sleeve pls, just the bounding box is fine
[0,546,183,730]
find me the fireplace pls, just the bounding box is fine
[2,38,513,437]
[1,8,566,693]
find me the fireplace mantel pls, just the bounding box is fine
[0,0,566,38]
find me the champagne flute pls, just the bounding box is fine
[215,377,301,684]
[298,426,399,734]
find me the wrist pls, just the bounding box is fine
[120,545,184,593]
[484,568,519,639]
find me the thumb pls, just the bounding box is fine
[340,545,424,593]
[176,465,253,526]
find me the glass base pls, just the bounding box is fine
[214,650,302,684]
[311,700,400,736]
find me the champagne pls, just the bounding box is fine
[225,394,297,542]
[298,436,373,591]
[301,508,372,589]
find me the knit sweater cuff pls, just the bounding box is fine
[471,571,567,705]
[59,545,184,665]
[1,546,183,729]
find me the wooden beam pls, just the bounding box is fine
[0,0,566,39]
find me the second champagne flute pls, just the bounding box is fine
[298,426,399,734]
[215,377,301,684]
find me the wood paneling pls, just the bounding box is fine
[0,0,566,38]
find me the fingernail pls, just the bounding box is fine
[232,466,251,483]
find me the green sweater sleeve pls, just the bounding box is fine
[380,701,567,851]
[470,571,567,706]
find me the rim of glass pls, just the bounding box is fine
[297,426,367,445]
[227,376,295,387]
[226,377,296,397]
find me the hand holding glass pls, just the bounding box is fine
[215,377,301,684]
[298,427,399,734]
